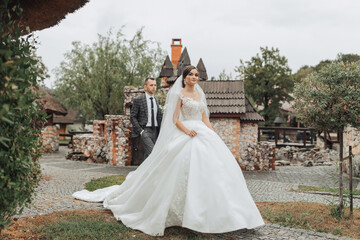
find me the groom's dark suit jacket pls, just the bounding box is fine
[130,94,162,138]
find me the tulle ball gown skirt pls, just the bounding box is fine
[73,119,264,236]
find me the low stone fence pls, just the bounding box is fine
[66,134,107,163]
[66,115,132,166]
[239,142,275,171]
[276,146,338,167]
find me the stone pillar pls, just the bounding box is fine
[123,86,145,116]
[105,115,132,166]
[41,125,59,153]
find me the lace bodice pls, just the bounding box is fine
[179,93,206,121]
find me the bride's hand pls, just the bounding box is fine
[186,129,197,137]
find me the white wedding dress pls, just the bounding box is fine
[73,87,264,236]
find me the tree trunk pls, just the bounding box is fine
[324,131,328,149]
[338,128,344,215]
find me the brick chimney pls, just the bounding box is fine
[171,38,182,67]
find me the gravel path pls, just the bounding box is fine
[17,147,359,240]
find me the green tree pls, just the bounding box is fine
[336,53,360,64]
[293,65,314,83]
[0,0,46,232]
[294,62,360,216]
[293,53,360,83]
[54,28,165,122]
[235,47,293,125]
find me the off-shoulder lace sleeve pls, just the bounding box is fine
[172,97,182,124]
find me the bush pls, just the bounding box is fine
[0,0,47,232]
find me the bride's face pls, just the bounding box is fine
[185,69,199,86]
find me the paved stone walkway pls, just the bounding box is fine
[17,147,359,239]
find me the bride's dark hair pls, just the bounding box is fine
[182,65,197,88]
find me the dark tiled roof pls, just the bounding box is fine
[166,75,179,83]
[176,47,191,77]
[197,58,208,81]
[198,80,245,114]
[53,108,79,124]
[159,55,173,78]
[176,47,191,68]
[198,80,264,121]
[241,97,265,121]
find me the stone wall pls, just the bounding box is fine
[93,120,106,137]
[41,125,59,153]
[210,118,240,160]
[238,142,275,171]
[344,126,360,156]
[240,122,258,150]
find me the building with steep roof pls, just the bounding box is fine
[37,86,68,153]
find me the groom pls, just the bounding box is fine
[130,77,163,160]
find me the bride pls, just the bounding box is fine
[73,65,264,236]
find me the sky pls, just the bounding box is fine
[34,0,360,88]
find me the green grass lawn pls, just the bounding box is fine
[85,175,126,191]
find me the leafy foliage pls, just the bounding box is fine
[294,62,360,132]
[0,0,47,232]
[54,28,166,122]
[235,47,293,125]
[293,53,360,83]
[294,61,360,215]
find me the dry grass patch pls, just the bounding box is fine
[257,202,360,238]
[1,210,210,240]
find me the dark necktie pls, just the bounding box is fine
[150,97,155,130]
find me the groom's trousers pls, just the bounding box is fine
[140,127,159,160]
